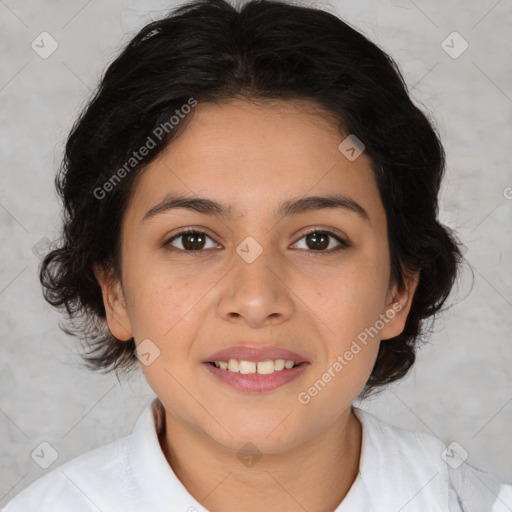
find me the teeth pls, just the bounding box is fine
[274,359,285,371]
[257,360,274,374]
[239,360,256,374]
[227,359,239,372]
[213,358,297,374]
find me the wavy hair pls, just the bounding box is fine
[40,0,463,397]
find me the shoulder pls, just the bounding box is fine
[447,461,512,511]
[1,435,139,512]
[351,407,512,511]
[2,397,204,512]
[353,406,448,464]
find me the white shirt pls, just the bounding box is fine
[3,397,511,511]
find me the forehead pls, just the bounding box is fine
[125,99,384,225]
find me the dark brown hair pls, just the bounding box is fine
[40,0,463,397]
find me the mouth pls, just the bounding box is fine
[207,358,302,374]
[202,359,310,392]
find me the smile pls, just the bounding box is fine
[210,358,297,374]
[203,360,309,392]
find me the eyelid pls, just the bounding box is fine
[292,226,351,250]
[164,226,220,242]
[164,227,221,249]
[164,226,351,254]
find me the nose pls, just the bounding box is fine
[216,240,295,329]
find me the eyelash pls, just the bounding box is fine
[163,228,350,255]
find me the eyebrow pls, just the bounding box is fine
[141,192,370,224]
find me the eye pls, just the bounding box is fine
[163,228,350,255]
[292,229,350,253]
[164,229,219,252]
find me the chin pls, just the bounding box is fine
[210,419,306,454]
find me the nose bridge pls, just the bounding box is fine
[216,233,294,326]
[233,234,280,298]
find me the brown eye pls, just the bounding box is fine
[305,231,329,250]
[165,230,217,252]
[293,230,349,253]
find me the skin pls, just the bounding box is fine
[94,98,419,512]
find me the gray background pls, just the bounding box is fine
[1,0,511,505]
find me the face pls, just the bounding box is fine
[95,99,418,454]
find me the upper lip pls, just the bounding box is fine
[203,345,309,363]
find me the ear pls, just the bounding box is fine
[380,269,420,341]
[93,264,133,341]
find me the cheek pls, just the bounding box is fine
[303,252,389,396]
[317,254,389,337]
[128,267,208,404]
[123,251,208,339]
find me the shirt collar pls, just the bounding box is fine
[129,397,210,511]
[129,397,449,511]
[336,407,450,511]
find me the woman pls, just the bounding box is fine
[3,0,511,510]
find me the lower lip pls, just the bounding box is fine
[203,362,310,392]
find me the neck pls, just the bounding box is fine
[158,406,362,512]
